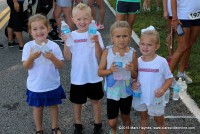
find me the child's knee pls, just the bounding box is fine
[154,116,165,126]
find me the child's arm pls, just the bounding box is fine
[92,35,103,61]
[43,52,63,69]
[61,33,72,61]
[23,49,41,69]
[155,77,173,98]
[98,49,117,77]
[131,52,138,79]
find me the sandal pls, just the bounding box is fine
[36,130,43,134]
[52,127,61,134]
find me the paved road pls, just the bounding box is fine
[0,1,200,134]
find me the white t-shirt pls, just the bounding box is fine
[138,55,173,106]
[22,40,64,92]
[177,0,200,19]
[69,30,104,85]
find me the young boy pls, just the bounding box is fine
[62,3,105,134]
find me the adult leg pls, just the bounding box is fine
[87,0,96,21]
[139,111,149,134]
[154,116,167,134]
[127,14,137,29]
[108,118,118,134]
[33,106,44,131]
[179,26,200,72]
[116,13,126,21]
[53,4,62,36]
[169,27,190,73]
[14,31,24,47]
[62,7,74,30]
[73,103,82,124]
[121,114,131,134]
[95,0,105,25]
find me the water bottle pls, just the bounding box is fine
[125,80,133,95]
[41,42,50,54]
[88,20,97,47]
[172,78,182,100]
[132,82,142,108]
[164,89,170,104]
[61,21,73,46]
[122,53,131,80]
[153,96,163,115]
[113,52,123,80]
[179,80,187,99]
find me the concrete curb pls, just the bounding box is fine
[104,0,200,123]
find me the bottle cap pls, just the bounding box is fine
[91,20,95,23]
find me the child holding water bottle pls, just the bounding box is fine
[132,26,173,134]
[61,3,105,134]
[98,21,138,134]
[22,14,66,134]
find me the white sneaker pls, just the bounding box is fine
[177,73,193,84]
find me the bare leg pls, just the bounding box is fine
[53,5,62,36]
[91,99,102,124]
[33,106,44,131]
[14,31,24,47]
[108,118,118,134]
[7,27,14,43]
[73,103,82,124]
[116,13,126,21]
[154,116,167,134]
[96,0,105,25]
[139,111,149,134]
[87,0,96,21]
[121,114,131,134]
[62,7,74,30]
[127,14,137,30]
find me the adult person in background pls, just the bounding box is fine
[115,0,141,31]
[170,0,200,84]
[163,0,175,64]
[53,0,74,40]
[87,0,105,30]
[7,0,25,51]
[143,0,161,12]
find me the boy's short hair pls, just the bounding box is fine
[72,3,92,17]
[28,14,50,33]
[141,30,160,45]
[110,21,132,37]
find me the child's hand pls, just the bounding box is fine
[155,88,165,98]
[43,52,55,61]
[91,35,99,43]
[61,33,67,42]
[125,62,134,71]
[30,48,41,60]
[109,62,118,73]
[132,79,140,90]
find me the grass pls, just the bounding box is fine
[107,0,200,107]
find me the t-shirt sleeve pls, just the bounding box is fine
[53,44,64,61]
[22,42,31,62]
[161,58,173,79]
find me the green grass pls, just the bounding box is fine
[108,0,200,107]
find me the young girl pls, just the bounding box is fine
[132,26,173,134]
[98,21,138,134]
[22,14,66,134]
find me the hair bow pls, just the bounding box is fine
[141,25,155,34]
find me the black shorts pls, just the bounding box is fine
[116,1,141,14]
[180,19,200,28]
[70,82,104,104]
[7,0,24,32]
[107,96,132,119]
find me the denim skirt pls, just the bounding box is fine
[26,85,66,107]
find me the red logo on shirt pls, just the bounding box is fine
[139,68,159,72]
[74,39,87,43]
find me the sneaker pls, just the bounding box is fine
[19,46,23,52]
[74,124,83,134]
[96,24,104,30]
[177,73,192,84]
[0,44,4,49]
[93,123,103,134]
[8,41,19,47]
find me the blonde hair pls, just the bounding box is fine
[28,14,50,33]
[72,3,92,17]
[110,21,131,37]
[141,30,160,45]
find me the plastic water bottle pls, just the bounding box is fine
[172,78,182,100]
[122,53,131,80]
[132,82,142,108]
[153,96,163,114]
[179,80,187,99]
[113,52,123,80]
[61,21,73,46]
[41,42,50,54]
[88,20,97,47]
[164,89,170,104]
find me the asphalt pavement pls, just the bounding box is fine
[0,1,200,134]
